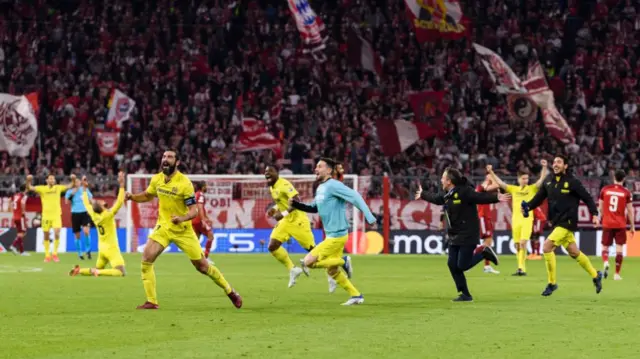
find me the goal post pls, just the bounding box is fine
[125,174,365,254]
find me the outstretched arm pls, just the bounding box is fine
[331,182,377,224]
[290,198,318,213]
[25,175,34,193]
[527,185,548,210]
[534,160,549,188]
[486,165,508,190]
[459,186,505,204]
[62,174,77,190]
[414,184,445,205]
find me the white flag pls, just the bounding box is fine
[0,93,38,157]
[106,89,136,129]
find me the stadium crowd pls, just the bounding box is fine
[1,0,640,196]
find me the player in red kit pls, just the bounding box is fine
[192,182,215,260]
[527,207,546,260]
[598,170,635,280]
[474,175,500,274]
[9,185,29,256]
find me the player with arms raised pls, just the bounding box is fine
[488,160,548,276]
[264,165,318,288]
[9,185,29,256]
[290,158,377,305]
[192,182,215,259]
[126,150,241,309]
[599,169,635,280]
[69,173,127,277]
[26,173,77,262]
[475,175,500,274]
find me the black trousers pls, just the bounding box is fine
[447,244,485,297]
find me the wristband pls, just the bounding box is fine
[281,210,289,217]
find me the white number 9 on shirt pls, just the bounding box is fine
[609,195,618,212]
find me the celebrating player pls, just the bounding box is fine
[599,170,635,280]
[290,158,377,305]
[528,207,546,260]
[126,149,241,309]
[265,165,317,288]
[9,185,29,256]
[488,160,548,276]
[475,175,500,274]
[65,179,94,260]
[523,155,602,296]
[192,182,215,259]
[26,173,77,262]
[69,173,126,277]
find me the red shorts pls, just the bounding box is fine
[479,217,493,238]
[13,218,25,233]
[602,228,627,246]
[192,221,211,237]
[532,220,546,236]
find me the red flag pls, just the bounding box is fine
[95,130,120,157]
[347,26,383,76]
[404,0,470,43]
[375,119,438,156]
[408,90,448,134]
[235,117,282,157]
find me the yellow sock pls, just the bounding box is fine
[97,269,124,277]
[331,270,360,296]
[206,264,232,294]
[79,268,92,276]
[271,247,294,271]
[141,261,158,304]
[543,252,557,284]
[53,238,60,255]
[43,240,50,257]
[575,252,598,278]
[313,257,345,268]
[518,248,526,272]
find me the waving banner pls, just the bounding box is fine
[287,0,328,61]
[0,93,38,157]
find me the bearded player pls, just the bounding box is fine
[488,160,548,276]
[475,174,500,274]
[265,165,318,288]
[9,185,29,256]
[126,149,241,309]
[193,182,215,259]
[599,170,635,280]
[69,173,127,277]
[26,173,77,262]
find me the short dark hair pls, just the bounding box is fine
[554,154,569,165]
[319,157,337,169]
[614,169,626,182]
[194,181,204,191]
[265,164,279,172]
[165,149,180,161]
[444,167,467,186]
[517,170,529,177]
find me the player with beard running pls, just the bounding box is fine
[126,150,242,309]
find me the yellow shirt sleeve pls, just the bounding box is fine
[103,188,126,221]
[33,185,45,195]
[146,176,158,196]
[505,185,517,194]
[527,184,539,195]
[56,185,67,194]
[182,180,197,207]
[82,191,100,224]
[279,179,299,199]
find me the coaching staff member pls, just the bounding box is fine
[415,168,510,302]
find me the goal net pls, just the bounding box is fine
[126,174,366,254]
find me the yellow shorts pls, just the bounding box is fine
[270,219,316,251]
[41,216,62,232]
[310,235,347,260]
[547,227,576,248]
[96,248,125,269]
[149,224,203,260]
[512,219,534,241]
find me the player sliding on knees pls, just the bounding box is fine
[598,169,635,280]
[264,165,321,288]
[126,149,242,309]
[522,155,602,296]
[69,173,127,277]
[487,160,548,276]
[290,158,377,306]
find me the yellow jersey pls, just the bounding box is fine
[83,189,124,251]
[34,185,67,217]
[146,171,196,232]
[269,178,308,224]
[506,184,538,222]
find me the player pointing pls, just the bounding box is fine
[26,173,77,262]
[69,173,126,277]
[291,158,377,305]
[599,170,635,280]
[126,149,241,309]
[488,160,548,276]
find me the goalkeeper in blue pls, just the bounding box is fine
[290,158,377,306]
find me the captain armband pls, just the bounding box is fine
[184,196,197,206]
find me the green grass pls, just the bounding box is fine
[1,253,639,359]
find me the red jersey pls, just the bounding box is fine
[192,191,206,224]
[475,185,491,219]
[12,193,26,220]
[599,184,631,229]
[533,207,546,221]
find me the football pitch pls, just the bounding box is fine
[2,254,640,359]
